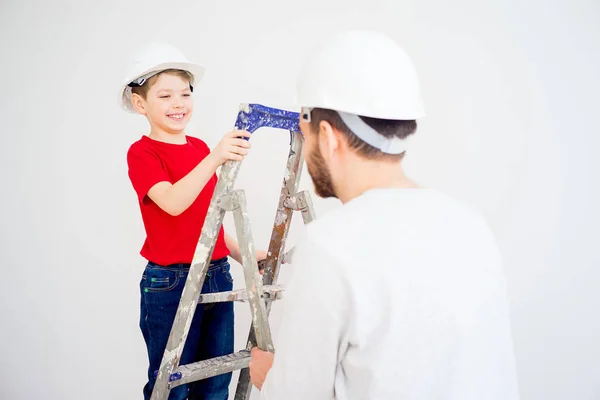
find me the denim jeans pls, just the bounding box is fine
[140,258,234,400]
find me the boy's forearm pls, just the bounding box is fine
[149,154,220,216]
[225,233,242,264]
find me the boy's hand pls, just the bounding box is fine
[256,249,267,275]
[256,249,267,262]
[209,130,252,165]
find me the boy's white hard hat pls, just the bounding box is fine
[295,30,425,120]
[119,41,205,113]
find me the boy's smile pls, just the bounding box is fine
[167,113,186,121]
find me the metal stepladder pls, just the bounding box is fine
[150,104,316,400]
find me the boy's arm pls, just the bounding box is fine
[147,130,251,216]
[147,155,219,216]
[225,232,267,266]
[225,232,242,264]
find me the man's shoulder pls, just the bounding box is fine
[303,204,346,238]
[302,194,376,239]
[297,188,494,258]
[295,204,355,264]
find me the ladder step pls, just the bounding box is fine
[169,350,252,387]
[198,284,284,304]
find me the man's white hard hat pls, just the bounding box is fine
[119,41,205,113]
[295,30,425,120]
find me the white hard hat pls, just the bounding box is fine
[295,30,425,120]
[119,41,205,113]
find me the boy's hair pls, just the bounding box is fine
[309,108,417,161]
[131,69,193,99]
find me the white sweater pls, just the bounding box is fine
[261,188,520,400]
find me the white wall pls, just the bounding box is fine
[1,0,598,399]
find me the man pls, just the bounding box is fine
[249,30,520,399]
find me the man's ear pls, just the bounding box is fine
[131,93,147,115]
[318,120,342,160]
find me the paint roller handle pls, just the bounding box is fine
[234,103,301,138]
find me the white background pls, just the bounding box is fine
[1,0,599,399]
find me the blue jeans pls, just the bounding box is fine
[140,258,234,400]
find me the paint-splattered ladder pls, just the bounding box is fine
[150,104,316,400]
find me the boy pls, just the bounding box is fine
[119,41,266,400]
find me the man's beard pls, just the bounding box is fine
[306,146,337,199]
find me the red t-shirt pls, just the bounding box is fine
[127,135,230,265]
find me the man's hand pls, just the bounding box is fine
[249,347,274,390]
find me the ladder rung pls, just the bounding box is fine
[198,284,284,303]
[170,350,252,387]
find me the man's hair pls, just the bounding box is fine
[131,69,193,99]
[309,108,417,161]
